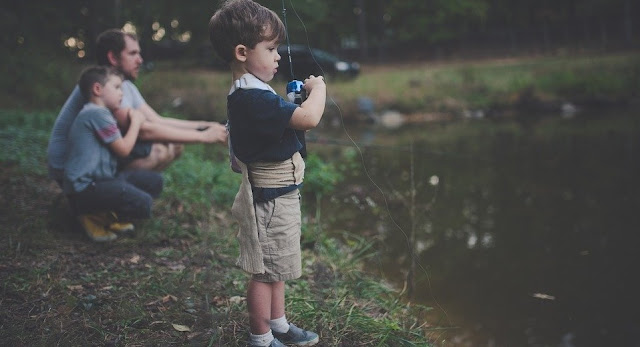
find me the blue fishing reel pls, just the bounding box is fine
[286,80,306,105]
[286,80,308,158]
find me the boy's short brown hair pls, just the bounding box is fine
[78,66,121,100]
[208,0,286,64]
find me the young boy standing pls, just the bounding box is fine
[63,66,163,242]
[209,0,326,346]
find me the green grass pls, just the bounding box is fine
[327,53,640,114]
[0,110,435,346]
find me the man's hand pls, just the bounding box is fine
[197,121,221,129]
[199,122,228,144]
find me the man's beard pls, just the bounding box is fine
[119,68,137,81]
[123,72,137,81]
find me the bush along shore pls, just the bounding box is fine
[0,110,435,346]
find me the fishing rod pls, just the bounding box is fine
[281,0,295,80]
[282,0,308,157]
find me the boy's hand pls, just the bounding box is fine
[289,75,327,131]
[303,75,326,93]
[128,108,145,127]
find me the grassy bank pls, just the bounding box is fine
[0,110,435,346]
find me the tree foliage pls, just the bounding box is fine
[1,0,637,70]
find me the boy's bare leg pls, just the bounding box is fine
[125,143,184,171]
[248,279,273,334]
[270,281,285,320]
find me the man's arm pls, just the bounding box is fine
[137,120,227,144]
[138,103,213,130]
[114,107,227,144]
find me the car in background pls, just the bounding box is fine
[276,44,360,81]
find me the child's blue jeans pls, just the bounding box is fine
[68,170,163,220]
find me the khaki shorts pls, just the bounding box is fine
[252,189,302,282]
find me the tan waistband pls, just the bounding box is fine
[247,152,305,188]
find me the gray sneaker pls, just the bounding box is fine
[273,323,319,346]
[250,337,285,347]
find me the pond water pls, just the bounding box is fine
[309,111,640,346]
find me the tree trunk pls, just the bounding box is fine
[356,0,369,61]
[114,0,121,27]
[542,19,550,52]
[624,0,632,46]
[583,16,591,47]
[600,20,608,49]
[376,0,387,63]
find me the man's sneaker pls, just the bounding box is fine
[273,324,319,346]
[77,214,117,242]
[108,212,134,233]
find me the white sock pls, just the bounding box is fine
[270,315,290,333]
[249,330,274,346]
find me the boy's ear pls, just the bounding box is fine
[106,50,119,66]
[91,82,103,97]
[234,44,247,62]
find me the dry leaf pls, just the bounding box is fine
[129,255,141,264]
[162,294,178,303]
[168,264,186,272]
[212,296,226,306]
[67,285,84,292]
[172,323,191,332]
[229,296,245,304]
[187,332,202,340]
[532,293,556,300]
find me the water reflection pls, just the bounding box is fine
[311,114,640,346]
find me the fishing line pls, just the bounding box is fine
[282,0,452,332]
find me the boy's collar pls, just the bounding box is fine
[229,73,276,95]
